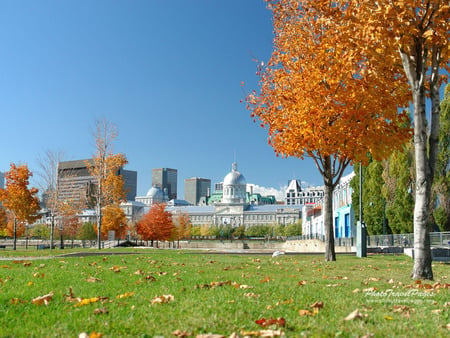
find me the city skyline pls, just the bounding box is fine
[0,0,341,199]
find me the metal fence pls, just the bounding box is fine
[0,238,122,250]
[287,232,450,248]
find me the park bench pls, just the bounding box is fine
[0,245,6,249]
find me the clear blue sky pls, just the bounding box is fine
[0,0,325,199]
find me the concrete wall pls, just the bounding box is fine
[169,239,354,253]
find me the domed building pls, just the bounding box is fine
[135,185,168,206]
[166,162,302,228]
[222,163,247,204]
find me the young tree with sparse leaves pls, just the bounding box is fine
[87,119,128,249]
[0,164,40,250]
[247,0,411,261]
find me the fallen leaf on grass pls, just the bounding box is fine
[431,309,442,314]
[75,297,100,307]
[196,334,225,338]
[110,266,127,273]
[133,269,144,275]
[259,276,272,283]
[23,262,32,267]
[145,275,156,282]
[352,288,360,293]
[383,315,393,320]
[275,299,293,306]
[326,283,342,287]
[116,292,134,299]
[10,298,27,304]
[299,309,314,316]
[240,330,284,337]
[85,276,102,283]
[32,292,54,306]
[310,301,324,309]
[297,280,307,286]
[151,294,174,305]
[78,332,103,338]
[93,307,109,315]
[344,309,363,321]
[244,292,259,298]
[172,329,190,337]
[255,317,286,327]
[64,287,82,303]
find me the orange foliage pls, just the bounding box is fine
[102,204,127,240]
[0,207,7,230]
[137,203,174,242]
[0,164,40,226]
[172,212,191,241]
[6,219,25,238]
[247,0,412,167]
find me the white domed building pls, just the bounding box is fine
[222,162,247,204]
[166,162,302,228]
[136,185,168,206]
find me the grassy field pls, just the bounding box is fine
[0,250,449,337]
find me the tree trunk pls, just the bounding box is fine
[323,157,336,261]
[400,45,435,280]
[13,217,17,251]
[410,67,433,280]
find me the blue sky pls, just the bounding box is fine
[0,0,325,199]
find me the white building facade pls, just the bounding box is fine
[302,172,355,238]
[167,163,302,228]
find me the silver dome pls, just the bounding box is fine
[223,163,246,186]
[146,186,164,199]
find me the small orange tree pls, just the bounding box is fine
[172,212,191,245]
[0,164,40,250]
[102,204,128,240]
[247,0,412,260]
[137,203,174,246]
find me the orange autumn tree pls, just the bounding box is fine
[87,119,128,249]
[247,0,412,261]
[353,1,449,280]
[102,204,128,240]
[0,164,40,250]
[0,206,7,233]
[172,212,191,245]
[137,203,174,246]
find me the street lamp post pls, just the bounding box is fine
[59,222,64,249]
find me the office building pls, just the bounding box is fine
[57,159,137,204]
[184,177,211,205]
[152,168,177,200]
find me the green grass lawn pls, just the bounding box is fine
[0,250,448,337]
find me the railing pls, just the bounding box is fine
[286,232,450,248]
[367,232,450,248]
